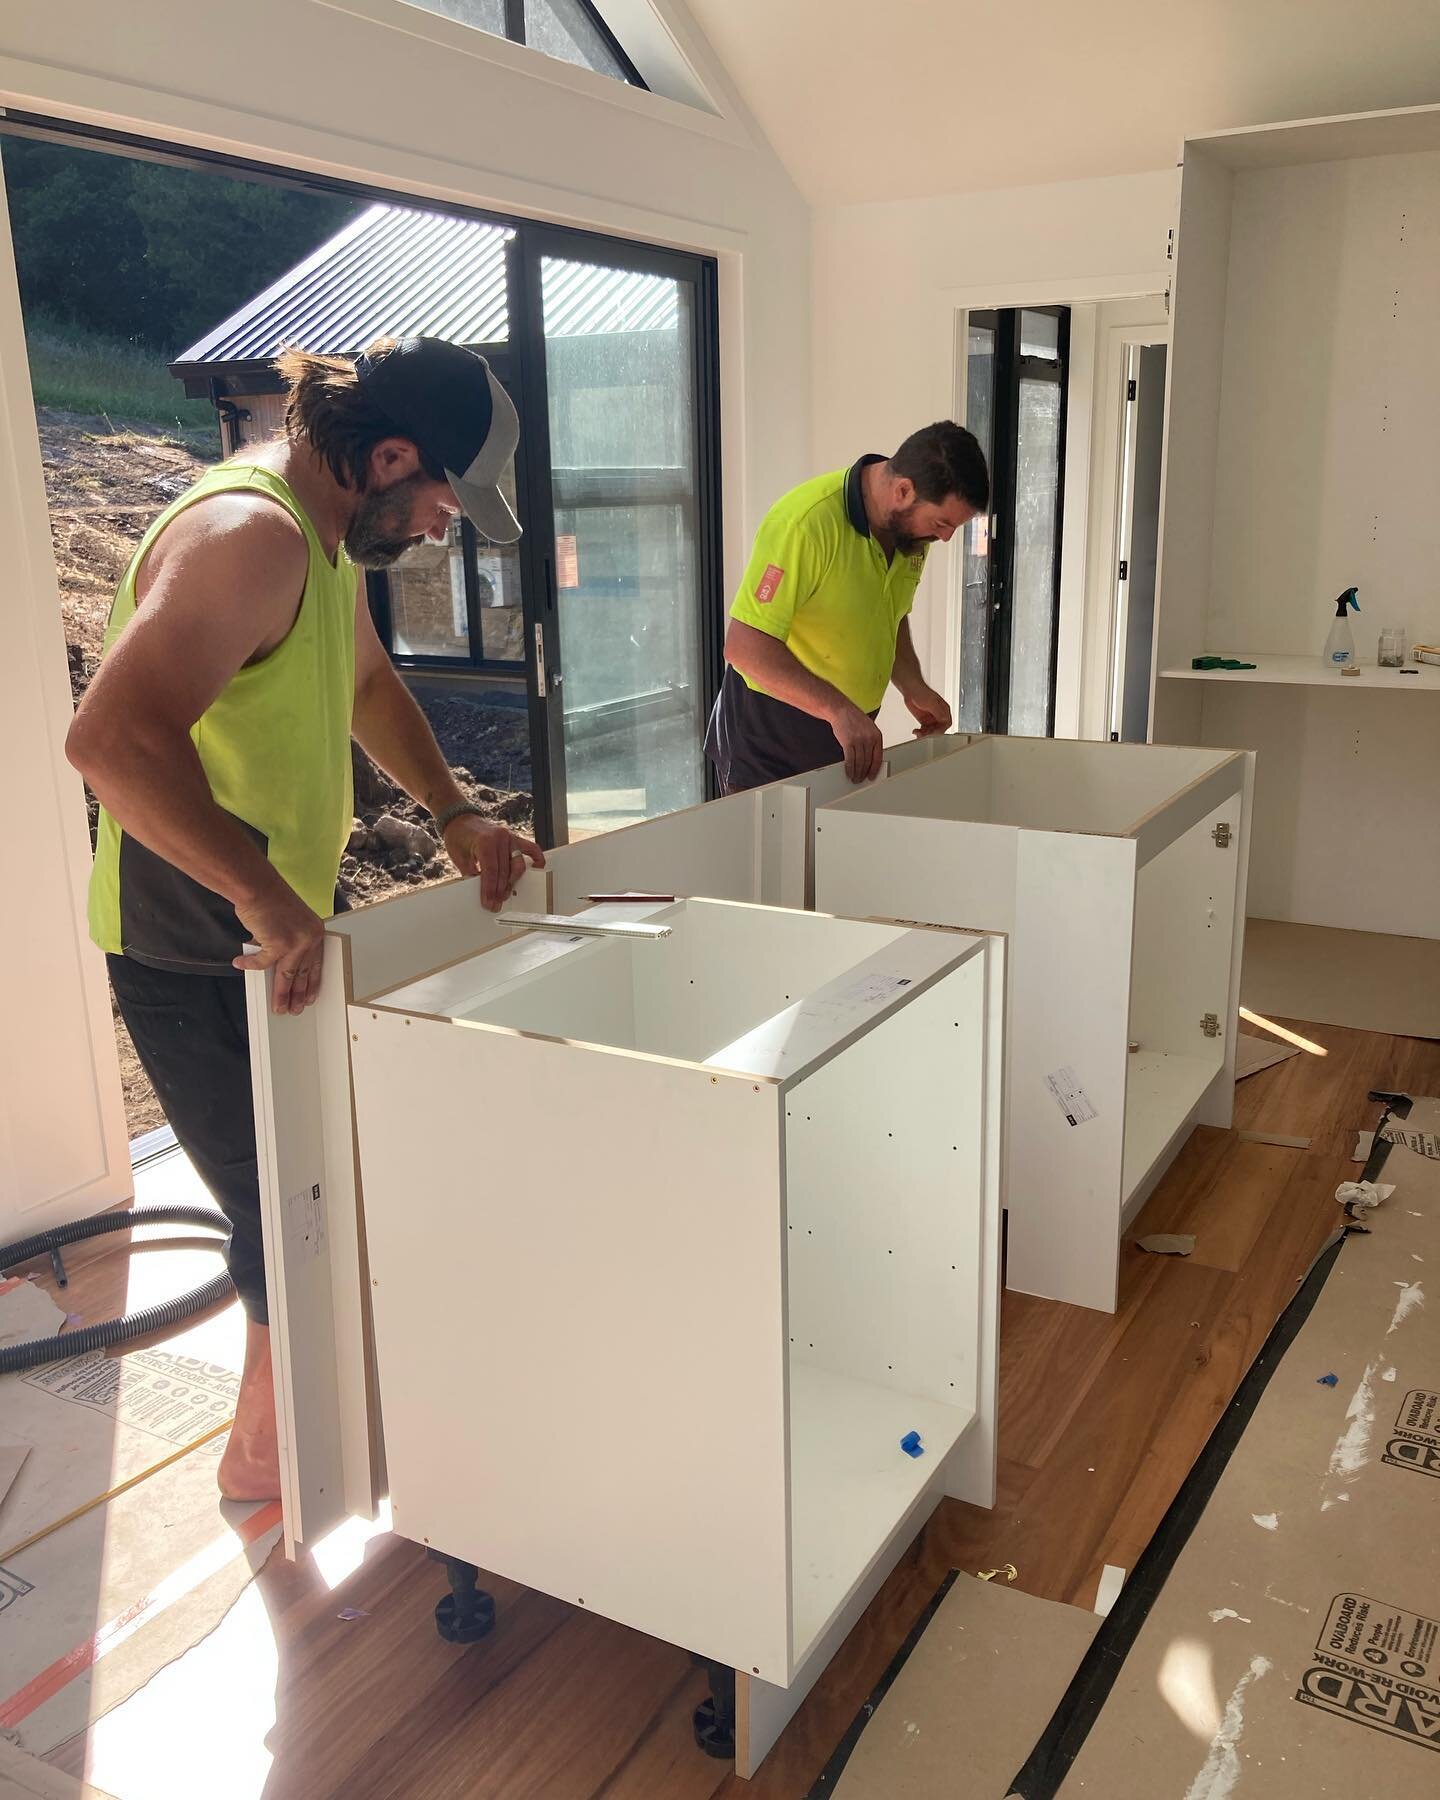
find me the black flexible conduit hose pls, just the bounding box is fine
[0,1204,235,1376]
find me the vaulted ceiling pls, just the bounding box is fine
[682,0,1440,204]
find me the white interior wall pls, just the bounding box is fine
[1209,150,1440,655]
[811,171,1174,745]
[0,0,812,1217]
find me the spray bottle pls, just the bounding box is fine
[1323,587,1360,669]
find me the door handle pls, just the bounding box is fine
[534,622,547,698]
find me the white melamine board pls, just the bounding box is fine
[985,738,1229,836]
[547,789,762,913]
[782,956,988,1412]
[816,811,1018,937]
[327,867,550,1002]
[1128,753,1243,868]
[1151,146,1233,750]
[1004,832,1137,1313]
[647,901,909,1069]
[349,1011,794,1682]
[705,927,978,1084]
[1195,105,1440,172]
[1159,656,1440,692]
[1120,1051,1217,1214]
[248,938,361,1553]
[826,737,1230,837]
[1199,681,1440,937]
[1129,796,1239,1065]
[947,933,1004,1509]
[736,1467,949,1780]
[824,738,992,824]
[1208,153,1440,657]
[788,1362,968,1665]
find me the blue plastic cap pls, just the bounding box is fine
[900,1430,924,1458]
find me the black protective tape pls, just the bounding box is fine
[1003,1222,1347,1798]
[804,1571,959,1797]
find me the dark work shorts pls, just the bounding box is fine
[704,665,867,793]
[108,954,268,1322]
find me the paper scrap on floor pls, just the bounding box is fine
[829,1574,1100,1798]
[1234,1030,1300,1080]
[1054,1096,1440,1796]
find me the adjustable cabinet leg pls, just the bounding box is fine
[428,1549,497,1644]
[692,1662,736,1761]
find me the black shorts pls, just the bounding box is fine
[703,665,865,793]
[108,954,268,1322]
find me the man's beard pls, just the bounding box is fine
[345,474,428,568]
[886,504,933,556]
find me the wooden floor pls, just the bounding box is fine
[40,1016,1440,1800]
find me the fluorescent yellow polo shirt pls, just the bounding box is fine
[729,456,927,714]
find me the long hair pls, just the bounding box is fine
[276,337,443,490]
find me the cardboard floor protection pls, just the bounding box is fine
[0,1163,275,1757]
[826,1576,1101,1798]
[1242,918,1440,1039]
[0,1737,120,1800]
[1055,1097,1440,1797]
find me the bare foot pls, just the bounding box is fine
[219,1318,281,1502]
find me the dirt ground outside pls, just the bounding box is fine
[42,406,536,1137]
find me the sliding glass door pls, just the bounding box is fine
[517,232,721,843]
[961,307,1069,737]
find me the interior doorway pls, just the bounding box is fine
[1109,343,1167,742]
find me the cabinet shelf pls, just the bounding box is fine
[1160,655,1440,692]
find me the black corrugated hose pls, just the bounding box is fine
[0,1204,235,1375]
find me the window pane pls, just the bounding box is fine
[525,0,629,79]
[403,0,506,34]
[959,321,995,734]
[1020,309,1061,360]
[541,255,703,839]
[388,520,471,659]
[473,539,525,663]
[1006,371,1063,736]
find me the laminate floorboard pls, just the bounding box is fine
[34,1018,1439,1798]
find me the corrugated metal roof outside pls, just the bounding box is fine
[175,202,680,369]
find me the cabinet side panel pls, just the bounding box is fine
[1005,833,1136,1312]
[1152,147,1233,746]
[785,959,987,1411]
[350,1014,792,1680]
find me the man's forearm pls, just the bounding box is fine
[352,664,467,816]
[72,723,288,911]
[726,626,857,726]
[889,621,926,699]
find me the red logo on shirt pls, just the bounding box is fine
[754,563,785,604]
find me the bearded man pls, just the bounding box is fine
[703,423,990,790]
[67,337,542,1500]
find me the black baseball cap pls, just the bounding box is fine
[354,337,522,543]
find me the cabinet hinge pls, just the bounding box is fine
[1200,1012,1221,1038]
[1127,378,1137,402]
[1212,822,1232,848]
[1118,559,1129,582]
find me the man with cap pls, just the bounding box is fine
[704,421,990,792]
[67,336,539,1501]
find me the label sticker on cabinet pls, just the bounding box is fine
[1045,1067,1097,1127]
[1295,1593,1440,1751]
[286,1183,326,1261]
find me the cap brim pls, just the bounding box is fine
[448,362,523,544]
[448,471,523,544]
